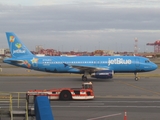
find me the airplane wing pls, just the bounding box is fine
[64,63,110,72]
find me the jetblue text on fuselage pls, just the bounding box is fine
[108,58,132,66]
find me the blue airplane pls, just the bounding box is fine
[3,32,158,81]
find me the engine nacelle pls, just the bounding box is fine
[91,70,113,79]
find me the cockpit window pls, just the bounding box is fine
[145,60,150,63]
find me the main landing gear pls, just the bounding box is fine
[134,72,140,81]
[82,71,89,81]
[82,75,87,81]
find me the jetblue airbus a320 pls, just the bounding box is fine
[4,32,158,81]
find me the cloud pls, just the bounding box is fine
[0,4,160,52]
[1,0,160,7]
[1,5,160,31]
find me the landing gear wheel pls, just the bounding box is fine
[82,76,87,81]
[82,75,84,79]
[134,72,139,81]
[60,91,72,100]
[135,77,139,81]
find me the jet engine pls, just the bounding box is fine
[91,70,113,79]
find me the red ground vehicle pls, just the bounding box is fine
[27,82,94,100]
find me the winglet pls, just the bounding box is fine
[6,32,33,58]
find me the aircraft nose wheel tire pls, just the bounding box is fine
[135,77,139,81]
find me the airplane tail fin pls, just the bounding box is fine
[6,32,33,58]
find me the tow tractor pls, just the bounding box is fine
[26,82,94,100]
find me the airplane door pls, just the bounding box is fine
[135,58,140,69]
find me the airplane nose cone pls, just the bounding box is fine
[153,63,158,70]
[152,63,158,70]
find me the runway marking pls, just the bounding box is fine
[50,105,160,108]
[37,76,44,78]
[95,95,160,99]
[86,113,122,120]
[70,103,104,106]
[2,105,160,108]
[62,101,160,103]
[118,81,160,95]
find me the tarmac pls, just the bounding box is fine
[0,76,160,120]
[0,63,160,120]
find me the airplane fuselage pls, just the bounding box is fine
[4,55,157,74]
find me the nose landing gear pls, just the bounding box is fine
[134,72,140,81]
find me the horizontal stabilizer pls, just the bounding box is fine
[3,58,24,65]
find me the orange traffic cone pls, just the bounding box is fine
[124,111,127,120]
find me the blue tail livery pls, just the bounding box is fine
[6,32,33,58]
[4,32,158,81]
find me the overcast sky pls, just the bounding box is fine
[0,0,160,52]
